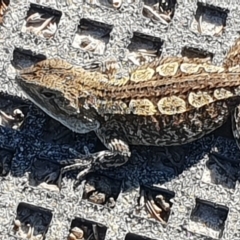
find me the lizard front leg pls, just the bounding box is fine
[57,123,130,187]
[57,148,129,187]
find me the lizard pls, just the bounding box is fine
[15,37,240,185]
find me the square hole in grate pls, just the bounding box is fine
[135,185,175,226]
[22,3,62,39]
[202,153,240,189]
[181,46,213,60]
[213,118,233,140]
[125,233,157,240]
[85,0,122,10]
[12,202,52,240]
[99,0,122,9]
[28,158,61,191]
[142,0,177,24]
[188,198,228,239]
[82,172,122,208]
[0,146,15,176]
[127,32,163,65]
[0,0,9,24]
[12,48,46,69]
[190,2,229,36]
[69,217,107,240]
[72,18,113,55]
[0,92,29,131]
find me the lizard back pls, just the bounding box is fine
[19,58,240,118]
[17,57,240,146]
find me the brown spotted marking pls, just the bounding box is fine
[228,65,240,73]
[156,62,179,76]
[129,99,157,115]
[130,68,155,82]
[108,77,130,86]
[97,100,129,115]
[214,88,233,100]
[180,63,201,74]
[157,96,186,115]
[188,91,213,108]
[202,64,225,73]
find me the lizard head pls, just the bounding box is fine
[15,59,100,133]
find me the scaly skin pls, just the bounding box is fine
[15,37,240,183]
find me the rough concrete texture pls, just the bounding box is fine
[1,0,240,239]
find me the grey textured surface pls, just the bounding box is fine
[1,0,240,239]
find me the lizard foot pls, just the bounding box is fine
[57,147,128,188]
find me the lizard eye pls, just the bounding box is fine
[41,90,56,98]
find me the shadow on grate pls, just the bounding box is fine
[40,117,76,144]
[28,158,60,192]
[0,146,15,176]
